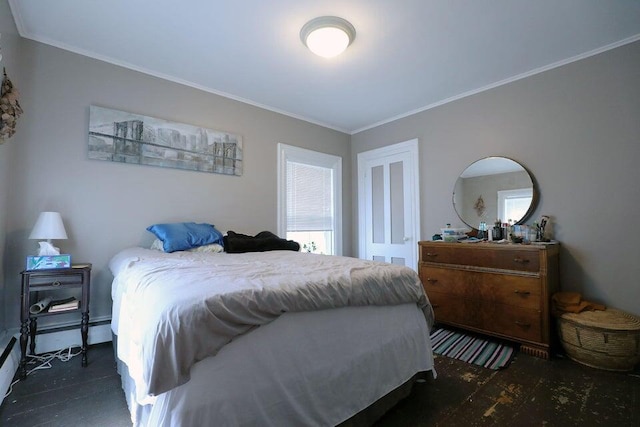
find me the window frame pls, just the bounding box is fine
[497,187,534,224]
[277,143,342,256]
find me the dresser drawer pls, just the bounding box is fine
[428,292,542,342]
[480,304,542,343]
[420,244,540,273]
[421,266,541,310]
[427,291,480,328]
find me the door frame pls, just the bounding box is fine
[357,139,420,269]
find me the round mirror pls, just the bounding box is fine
[453,157,537,229]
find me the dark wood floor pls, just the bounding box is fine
[1,342,638,426]
[376,352,640,426]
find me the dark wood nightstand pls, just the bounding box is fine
[19,264,91,379]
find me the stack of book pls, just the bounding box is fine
[48,297,79,313]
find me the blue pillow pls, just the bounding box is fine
[146,222,224,253]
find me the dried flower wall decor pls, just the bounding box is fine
[474,195,486,217]
[0,67,23,143]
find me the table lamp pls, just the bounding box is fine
[28,211,68,256]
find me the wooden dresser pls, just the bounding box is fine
[418,241,559,359]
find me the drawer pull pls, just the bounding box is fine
[52,280,61,287]
[425,252,438,258]
[514,290,531,295]
[426,278,438,283]
[513,258,530,264]
[515,321,531,327]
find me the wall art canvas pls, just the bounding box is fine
[88,106,243,176]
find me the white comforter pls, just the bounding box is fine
[110,248,433,402]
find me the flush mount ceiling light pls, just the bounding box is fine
[300,16,356,58]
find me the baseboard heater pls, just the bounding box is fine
[0,337,17,369]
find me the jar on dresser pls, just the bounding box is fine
[418,241,559,359]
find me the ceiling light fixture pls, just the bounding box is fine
[300,16,356,58]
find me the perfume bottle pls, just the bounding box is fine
[493,220,503,240]
[477,221,487,239]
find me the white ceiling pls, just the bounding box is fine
[8,0,640,134]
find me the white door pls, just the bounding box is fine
[357,139,420,270]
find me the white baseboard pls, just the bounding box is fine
[0,322,112,405]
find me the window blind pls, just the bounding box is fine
[286,161,333,231]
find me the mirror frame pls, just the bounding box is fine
[452,157,538,230]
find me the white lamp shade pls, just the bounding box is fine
[29,212,68,240]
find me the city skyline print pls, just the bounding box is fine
[88,106,243,176]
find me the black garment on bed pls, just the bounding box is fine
[223,231,301,253]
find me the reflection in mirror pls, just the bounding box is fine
[453,157,536,229]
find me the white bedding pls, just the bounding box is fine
[110,247,435,425]
[117,304,434,427]
[110,248,433,402]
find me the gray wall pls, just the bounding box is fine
[0,0,24,336]
[352,40,640,316]
[0,16,351,333]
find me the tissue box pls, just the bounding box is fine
[440,228,467,242]
[26,254,71,270]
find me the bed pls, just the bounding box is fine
[109,246,435,426]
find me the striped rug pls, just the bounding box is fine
[430,328,515,370]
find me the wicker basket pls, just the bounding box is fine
[557,308,640,372]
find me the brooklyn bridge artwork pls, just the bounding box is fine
[88,106,243,176]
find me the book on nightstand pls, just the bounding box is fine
[48,297,79,312]
[72,263,91,269]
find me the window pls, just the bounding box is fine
[497,188,533,223]
[277,144,342,255]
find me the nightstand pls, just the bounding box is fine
[19,264,91,379]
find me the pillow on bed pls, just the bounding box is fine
[147,222,224,253]
[150,238,165,251]
[150,238,224,253]
[188,243,224,253]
